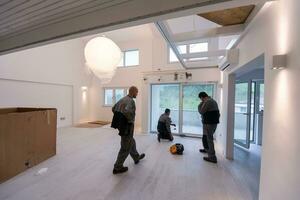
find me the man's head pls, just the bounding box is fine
[198,92,208,101]
[129,86,138,98]
[165,108,171,116]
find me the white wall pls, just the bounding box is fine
[0,79,73,127]
[221,1,300,199]
[89,35,221,132]
[0,39,92,127]
[236,69,264,81]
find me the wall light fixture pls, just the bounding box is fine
[272,54,287,70]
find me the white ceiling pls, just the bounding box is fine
[166,15,220,35]
[164,15,240,50]
[219,35,240,50]
[82,23,157,43]
[81,14,237,49]
[78,13,240,69]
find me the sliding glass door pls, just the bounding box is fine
[234,80,265,148]
[254,81,264,146]
[150,83,216,136]
[151,84,179,134]
[182,84,215,136]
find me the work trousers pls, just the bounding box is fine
[114,124,140,169]
[158,131,174,141]
[202,124,217,158]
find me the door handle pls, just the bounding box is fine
[242,113,249,115]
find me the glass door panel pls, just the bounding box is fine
[182,84,214,135]
[250,82,255,142]
[256,82,264,146]
[234,82,251,148]
[151,84,180,133]
[259,83,264,112]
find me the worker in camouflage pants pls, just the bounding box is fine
[112,86,145,174]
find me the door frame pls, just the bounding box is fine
[149,81,218,137]
[180,82,217,137]
[253,80,264,145]
[234,80,252,149]
[225,54,265,159]
[149,83,180,135]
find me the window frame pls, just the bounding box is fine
[189,42,208,53]
[104,88,114,107]
[103,87,129,107]
[118,49,140,67]
[168,41,209,63]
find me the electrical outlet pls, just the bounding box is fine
[60,117,66,121]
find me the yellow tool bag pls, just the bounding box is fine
[169,143,184,155]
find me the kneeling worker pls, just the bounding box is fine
[157,108,174,142]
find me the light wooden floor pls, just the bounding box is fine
[0,127,261,200]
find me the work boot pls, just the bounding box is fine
[134,153,145,164]
[113,166,128,174]
[199,149,207,153]
[203,156,217,164]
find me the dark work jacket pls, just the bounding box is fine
[157,121,168,133]
[157,121,173,139]
[198,98,220,125]
[203,110,220,124]
[111,111,129,136]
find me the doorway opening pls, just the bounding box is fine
[150,82,217,137]
[234,80,264,148]
[233,55,264,150]
[227,54,264,199]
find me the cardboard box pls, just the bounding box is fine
[0,108,57,183]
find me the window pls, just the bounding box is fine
[118,50,139,67]
[169,48,177,63]
[125,50,139,66]
[117,52,124,67]
[115,89,125,102]
[177,45,187,54]
[168,42,208,63]
[104,89,113,106]
[103,88,128,106]
[189,42,208,53]
[189,57,208,61]
[169,45,187,62]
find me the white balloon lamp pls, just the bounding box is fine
[84,37,122,83]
